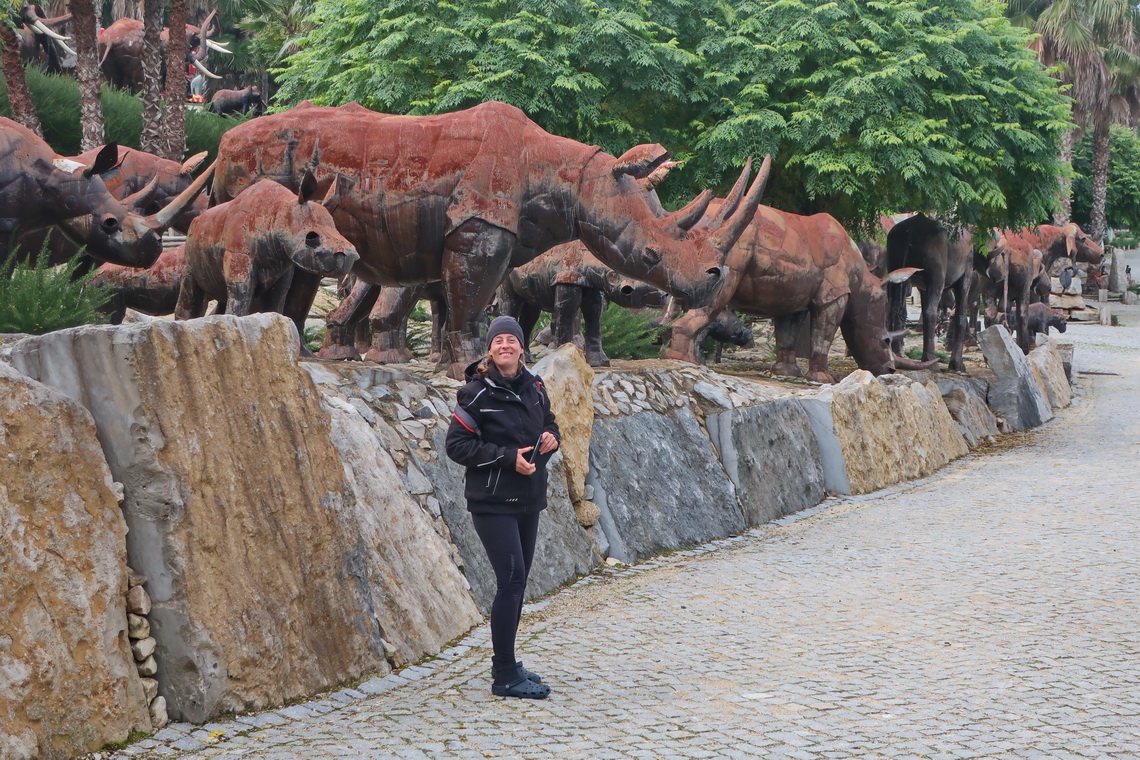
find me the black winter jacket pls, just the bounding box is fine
[444,362,561,514]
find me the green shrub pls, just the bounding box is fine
[0,245,111,334]
[600,302,664,360]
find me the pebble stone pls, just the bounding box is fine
[102,288,1140,760]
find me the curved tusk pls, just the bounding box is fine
[892,352,940,370]
[193,58,222,79]
[32,19,71,41]
[205,39,232,54]
[54,38,77,57]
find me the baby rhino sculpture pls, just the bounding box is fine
[176,173,359,329]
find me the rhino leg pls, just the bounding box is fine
[918,286,942,363]
[174,271,208,320]
[805,295,846,384]
[511,298,543,363]
[319,279,380,361]
[772,312,807,378]
[945,276,970,372]
[363,284,421,364]
[280,271,323,356]
[580,288,609,367]
[552,284,583,351]
[222,252,258,317]
[429,292,447,364]
[439,220,515,379]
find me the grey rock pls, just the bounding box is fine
[707,399,826,526]
[798,390,852,496]
[978,325,1053,431]
[693,381,732,409]
[587,407,744,563]
[942,388,1000,447]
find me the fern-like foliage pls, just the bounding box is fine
[600,303,665,360]
[0,245,112,335]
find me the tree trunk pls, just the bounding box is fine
[1052,124,1077,225]
[0,24,42,138]
[139,0,166,154]
[161,0,187,160]
[1089,118,1111,243]
[69,0,105,151]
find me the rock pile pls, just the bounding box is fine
[125,569,166,728]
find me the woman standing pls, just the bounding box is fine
[445,315,560,699]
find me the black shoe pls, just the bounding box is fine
[517,660,542,683]
[492,662,550,699]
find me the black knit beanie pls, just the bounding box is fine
[485,315,525,349]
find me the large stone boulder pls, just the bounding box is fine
[532,345,596,521]
[5,315,395,723]
[1026,337,1072,411]
[706,398,826,525]
[810,371,969,495]
[978,325,1054,430]
[942,388,1000,447]
[587,406,744,563]
[0,362,150,759]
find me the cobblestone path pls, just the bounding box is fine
[110,320,1140,760]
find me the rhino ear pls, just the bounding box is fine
[321,176,341,213]
[612,144,671,179]
[85,142,122,178]
[298,170,319,203]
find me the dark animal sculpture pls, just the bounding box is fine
[17,4,74,72]
[209,86,265,116]
[997,302,1067,338]
[13,146,209,265]
[175,174,359,332]
[663,203,934,383]
[0,117,211,267]
[885,213,976,371]
[90,244,188,323]
[98,10,229,92]
[212,100,770,378]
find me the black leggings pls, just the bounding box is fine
[470,511,541,668]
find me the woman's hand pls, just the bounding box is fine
[515,448,537,475]
[538,431,559,455]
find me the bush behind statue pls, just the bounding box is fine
[0,245,112,334]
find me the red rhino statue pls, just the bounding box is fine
[211,100,769,378]
[175,174,359,328]
[0,117,211,268]
[663,203,934,383]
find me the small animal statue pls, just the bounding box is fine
[175,173,359,337]
[209,86,265,116]
[997,302,1067,338]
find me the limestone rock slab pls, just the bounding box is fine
[978,325,1054,430]
[825,371,969,495]
[532,345,595,504]
[6,315,389,723]
[1027,337,1072,411]
[942,388,1000,447]
[707,398,825,526]
[0,362,150,759]
[587,408,744,563]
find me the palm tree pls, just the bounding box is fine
[162,0,188,160]
[1,18,42,136]
[139,0,165,154]
[69,0,105,151]
[1008,0,1140,238]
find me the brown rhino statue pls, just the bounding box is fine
[174,174,358,328]
[0,117,211,268]
[211,100,770,378]
[90,244,188,324]
[663,203,934,383]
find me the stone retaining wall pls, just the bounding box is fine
[0,315,1071,757]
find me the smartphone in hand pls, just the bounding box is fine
[527,435,543,464]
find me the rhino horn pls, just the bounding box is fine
[121,176,160,212]
[704,157,753,232]
[664,189,714,232]
[893,353,941,370]
[150,160,215,230]
[708,154,772,257]
[882,266,921,285]
[180,151,209,175]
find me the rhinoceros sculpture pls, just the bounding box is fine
[0,117,211,268]
[90,244,187,324]
[663,203,934,383]
[211,100,769,377]
[174,174,358,328]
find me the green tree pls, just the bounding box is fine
[1072,124,1140,233]
[273,0,1070,233]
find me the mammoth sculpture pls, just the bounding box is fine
[175,173,358,328]
[662,203,935,383]
[212,100,770,378]
[0,117,211,268]
[98,10,230,92]
[209,86,265,116]
[886,213,977,371]
[17,4,74,72]
[13,146,209,267]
